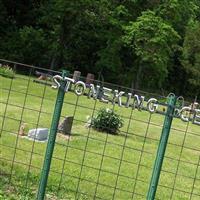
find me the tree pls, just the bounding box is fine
[157,0,199,35]
[123,10,180,89]
[182,20,200,97]
[0,0,45,63]
[0,0,199,98]
[95,3,128,83]
[37,0,109,71]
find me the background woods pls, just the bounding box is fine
[0,0,200,98]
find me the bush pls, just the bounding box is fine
[90,108,124,134]
[0,65,15,78]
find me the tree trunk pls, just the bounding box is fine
[135,63,143,90]
[50,56,56,70]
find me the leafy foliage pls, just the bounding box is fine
[182,20,200,96]
[0,0,200,98]
[158,0,199,34]
[123,11,180,89]
[90,108,124,134]
[0,65,15,79]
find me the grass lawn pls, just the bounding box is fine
[0,74,200,200]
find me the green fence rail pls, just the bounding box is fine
[147,95,176,199]
[0,59,200,200]
[37,70,68,200]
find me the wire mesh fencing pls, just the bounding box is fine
[156,112,200,199]
[0,59,199,200]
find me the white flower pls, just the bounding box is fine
[106,108,110,112]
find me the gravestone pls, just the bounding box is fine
[85,73,95,86]
[58,116,74,135]
[28,128,48,141]
[73,71,81,82]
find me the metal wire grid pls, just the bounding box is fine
[0,60,199,199]
[0,67,48,198]
[156,120,200,199]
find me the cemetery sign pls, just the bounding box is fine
[52,75,200,126]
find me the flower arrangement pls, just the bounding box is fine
[88,108,124,134]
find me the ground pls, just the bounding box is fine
[0,74,200,200]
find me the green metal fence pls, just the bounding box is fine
[0,59,199,200]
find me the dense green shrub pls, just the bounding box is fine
[90,108,124,134]
[0,65,15,78]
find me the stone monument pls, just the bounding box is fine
[58,116,74,135]
[28,128,48,141]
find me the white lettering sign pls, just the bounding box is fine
[51,75,199,126]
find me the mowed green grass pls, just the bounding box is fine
[0,74,200,200]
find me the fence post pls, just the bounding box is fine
[37,70,68,200]
[147,95,176,200]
